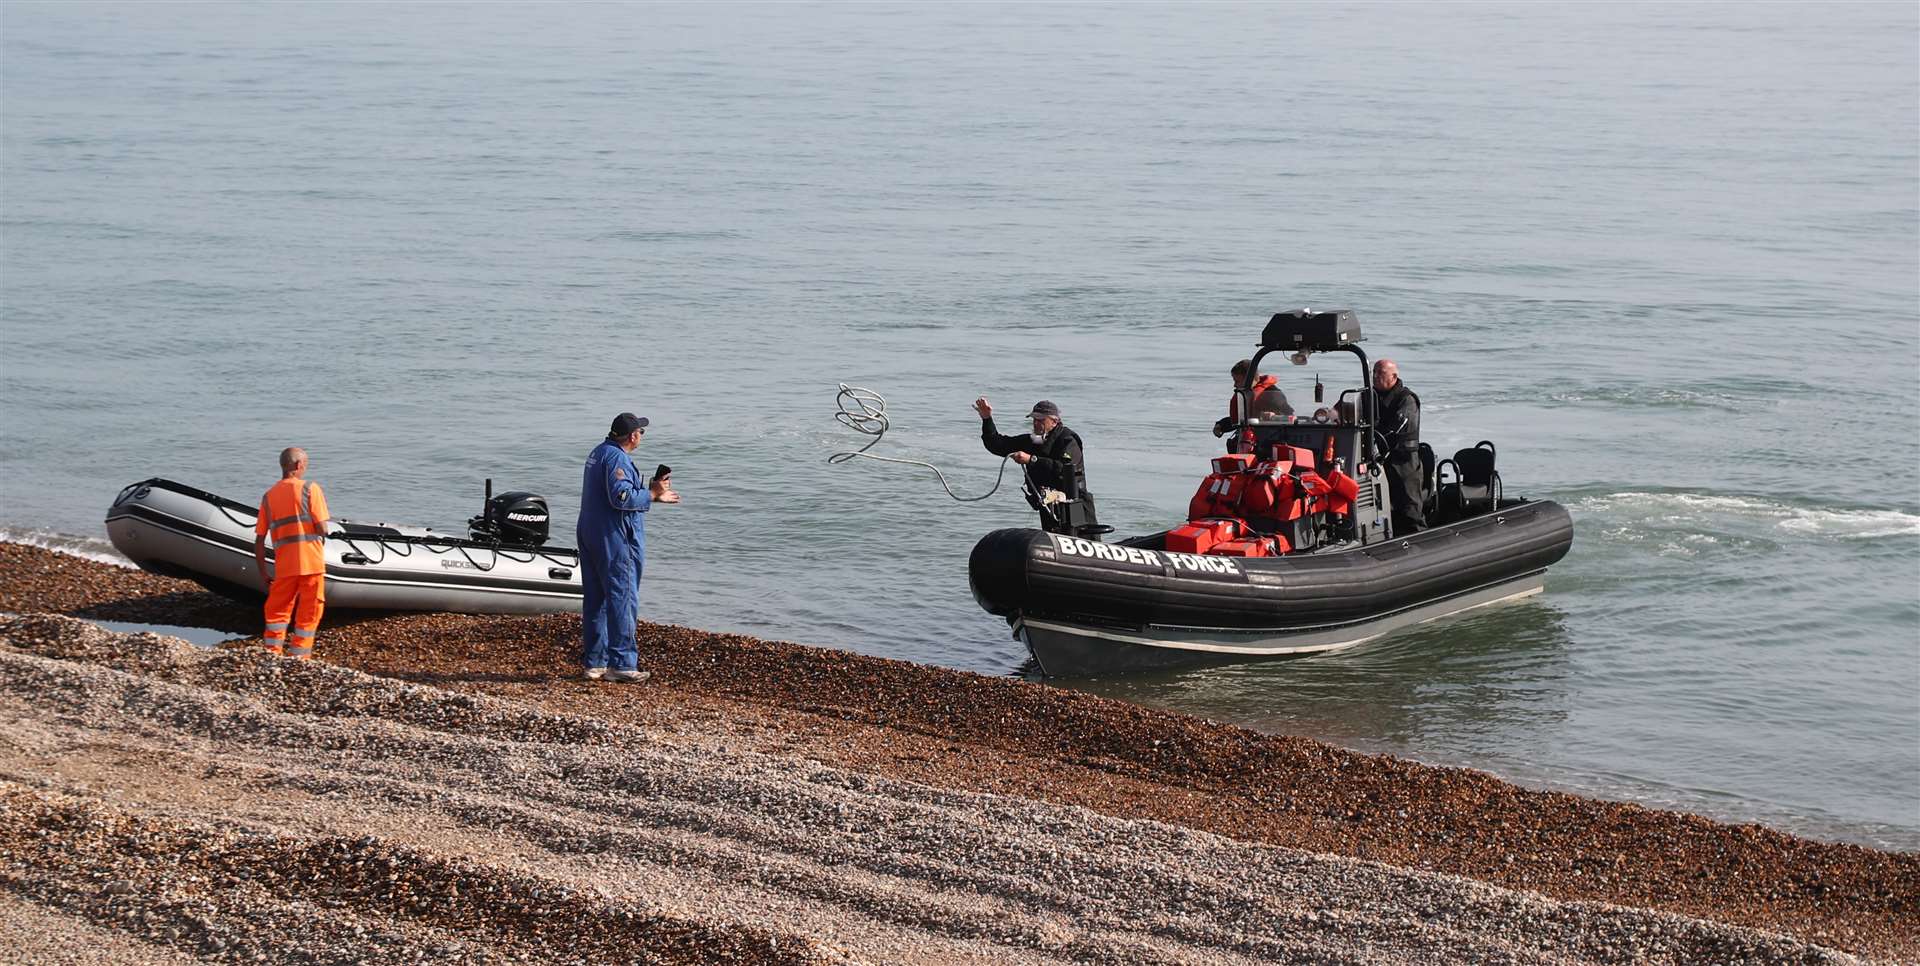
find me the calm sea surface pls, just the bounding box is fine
[3,3,1916,849]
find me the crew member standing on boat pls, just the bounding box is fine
[252,447,331,659]
[1213,359,1293,453]
[1368,358,1426,534]
[577,412,678,683]
[974,397,1097,535]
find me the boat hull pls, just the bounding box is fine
[971,499,1573,676]
[1016,569,1545,675]
[106,479,583,615]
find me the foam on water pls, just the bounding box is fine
[1572,491,1920,541]
[0,528,132,567]
[1543,388,1759,412]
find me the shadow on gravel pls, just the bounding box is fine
[68,593,259,633]
[373,671,555,686]
[67,595,399,638]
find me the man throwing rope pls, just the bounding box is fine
[974,396,1098,536]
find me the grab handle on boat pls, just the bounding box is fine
[112,480,154,508]
[548,567,573,580]
[341,552,370,566]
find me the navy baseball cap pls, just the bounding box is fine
[1026,400,1061,419]
[608,412,650,438]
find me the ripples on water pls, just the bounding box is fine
[1,3,1915,849]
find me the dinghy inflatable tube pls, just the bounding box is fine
[106,478,583,615]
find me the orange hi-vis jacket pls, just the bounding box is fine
[256,478,330,577]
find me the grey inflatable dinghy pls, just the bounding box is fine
[107,478,582,615]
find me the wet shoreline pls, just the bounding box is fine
[1,541,1914,962]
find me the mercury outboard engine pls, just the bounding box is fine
[468,479,551,547]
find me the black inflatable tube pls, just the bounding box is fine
[969,500,1573,631]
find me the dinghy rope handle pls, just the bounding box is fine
[828,384,1016,503]
[336,531,575,569]
[168,482,577,571]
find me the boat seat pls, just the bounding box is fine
[1435,440,1501,522]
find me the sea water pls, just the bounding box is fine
[3,3,1915,849]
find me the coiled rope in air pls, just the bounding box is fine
[828,383,1013,502]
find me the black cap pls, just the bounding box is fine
[1026,400,1061,419]
[608,412,650,438]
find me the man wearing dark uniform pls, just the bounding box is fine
[973,396,1097,536]
[1368,358,1426,534]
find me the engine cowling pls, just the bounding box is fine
[469,491,551,546]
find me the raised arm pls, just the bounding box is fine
[979,415,1031,457]
[974,395,1030,457]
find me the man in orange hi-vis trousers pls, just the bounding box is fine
[251,447,332,659]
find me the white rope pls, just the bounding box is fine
[827,383,1013,502]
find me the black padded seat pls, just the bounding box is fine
[1437,440,1501,520]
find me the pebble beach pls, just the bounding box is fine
[0,541,1914,964]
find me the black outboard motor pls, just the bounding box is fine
[468,479,551,546]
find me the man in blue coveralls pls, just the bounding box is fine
[577,411,679,682]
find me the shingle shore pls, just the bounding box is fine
[0,615,1872,965]
[1,540,1914,962]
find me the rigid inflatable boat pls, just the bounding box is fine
[969,309,1574,676]
[106,478,583,615]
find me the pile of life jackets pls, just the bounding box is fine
[1168,447,1361,557]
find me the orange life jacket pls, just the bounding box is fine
[1239,461,1296,519]
[1229,374,1280,423]
[257,478,330,577]
[1323,467,1360,517]
[1186,453,1255,520]
[1211,537,1274,557]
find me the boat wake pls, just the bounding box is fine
[1570,490,1920,541]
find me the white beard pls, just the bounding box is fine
[1029,433,1047,445]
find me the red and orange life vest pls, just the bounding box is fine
[1228,374,1280,423]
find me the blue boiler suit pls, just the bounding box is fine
[577,439,650,671]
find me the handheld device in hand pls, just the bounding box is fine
[653,464,672,486]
